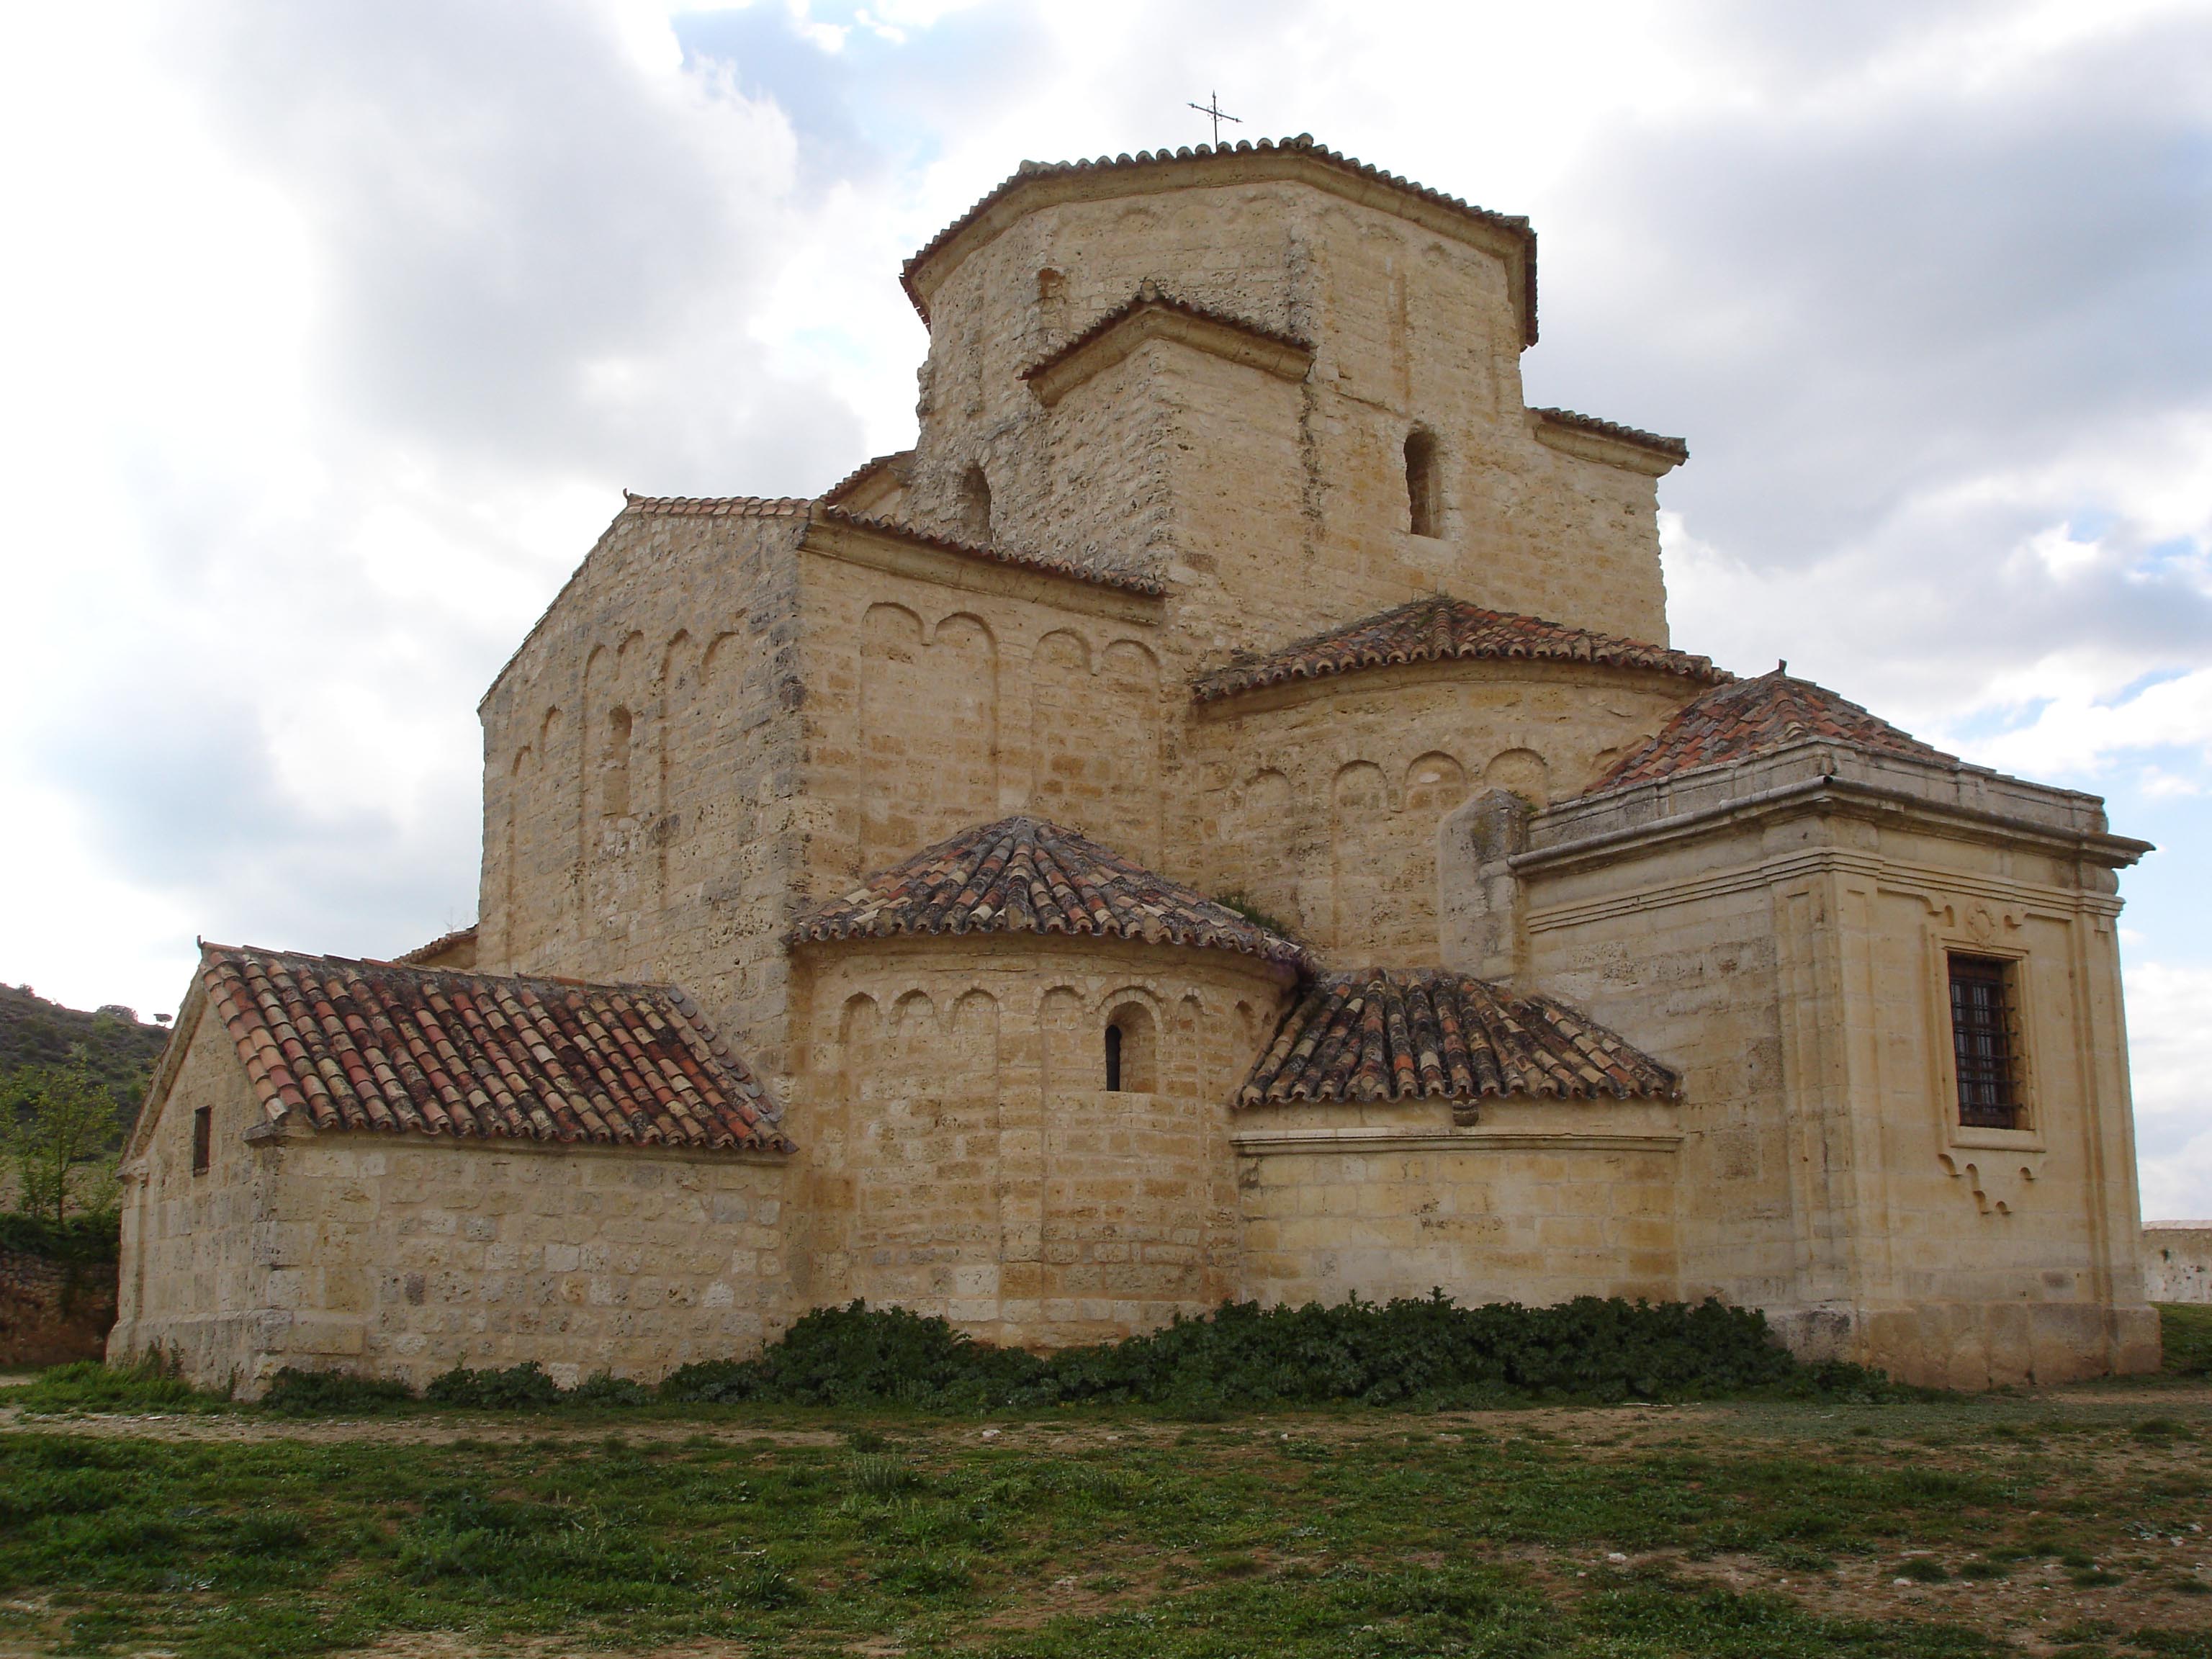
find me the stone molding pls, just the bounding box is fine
[1525,743,2149,878]
[1232,1126,1683,1156]
[800,512,1164,621]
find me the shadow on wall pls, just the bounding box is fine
[0,1249,117,1368]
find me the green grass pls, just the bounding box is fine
[1,1388,2208,1657]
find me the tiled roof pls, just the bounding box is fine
[791,816,1312,970]
[821,451,914,505]
[1240,968,1678,1107]
[621,493,814,518]
[1019,281,1311,387]
[904,135,1539,345]
[197,945,786,1151]
[395,923,477,968]
[1530,407,1689,464]
[814,505,1168,596]
[1192,595,1731,704]
[1591,668,1958,791]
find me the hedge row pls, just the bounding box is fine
[284,1293,1897,1416]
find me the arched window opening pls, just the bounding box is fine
[1104,1002,1157,1093]
[958,464,994,545]
[601,707,632,818]
[1404,429,1442,538]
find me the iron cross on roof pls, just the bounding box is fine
[1187,91,1241,146]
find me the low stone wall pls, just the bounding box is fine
[2145,1223,2212,1303]
[0,1248,117,1368]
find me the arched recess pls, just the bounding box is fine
[858,604,927,871]
[1225,768,1297,932]
[502,745,535,963]
[891,989,938,1064]
[1099,641,1162,863]
[958,464,994,544]
[1405,428,1443,537]
[950,989,1001,1094]
[932,613,1000,831]
[1103,998,1159,1094]
[1028,629,1093,828]
[600,708,633,819]
[1328,760,1393,952]
[1483,747,1551,804]
[1403,751,1469,817]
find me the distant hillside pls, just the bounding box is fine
[0,984,171,1137]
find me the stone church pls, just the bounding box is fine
[112,136,2159,1393]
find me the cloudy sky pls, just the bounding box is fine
[3,0,2208,1208]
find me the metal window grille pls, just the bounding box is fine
[1948,956,2020,1129]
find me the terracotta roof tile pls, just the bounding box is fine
[821,451,915,505]
[904,135,1539,344]
[395,923,477,967]
[815,504,1167,596]
[1241,968,1678,1107]
[1193,595,1731,705]
[791,816,1312,971]
[1530,407,1689,464]
[621,493,814,518]
[1591,668,1957,790]
[1018,281,1311,387]
[198,945,787,1151]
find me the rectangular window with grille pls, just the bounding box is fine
[1948,955,2021,1130]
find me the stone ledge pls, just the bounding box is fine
[1232,1127,1683,1156]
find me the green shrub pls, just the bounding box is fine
[2159,1304,2212,1377]
[566,1371,651,1408]
[259,1367,418,1416]
[0,1210,121,1264]
[662,1292,1900,1411]
[425,1361,563,1409]
[12,1355,215,1413]
[1893,1557,1948,1583]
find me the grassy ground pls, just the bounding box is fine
[0,1316,2208,1658]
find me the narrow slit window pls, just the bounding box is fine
[192,1106,212,1175]
[1404,429,1442,538]
[1103,1003,1156,1093]
[1948,955,2021,1129]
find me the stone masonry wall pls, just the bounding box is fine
[905,172,1673,649]
[1233,1096,1681,1310]
[1520,748,2156,1387]
[1185,662,1698,961]
[793,536,1171,894]
[112,999,793,1395]
[2144,1224,2212,1303]
[477,505,809,1082]
[109,1002,276,1388]
[788,936,1295,1349]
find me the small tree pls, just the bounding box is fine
[3,1047,123,1224]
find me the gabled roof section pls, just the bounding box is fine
[903,135,1539,346]
[811,504,1169,596]
[395,923,477,970]
[1591,668,1957,791]
[821,451,915,508]
[195,945,786,1151]
[1193,595,1731,705]
[791,816,1312,971]
[1020,281,1313,406]
[1241,968,1678,1107]
[1529,408,1689,476]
